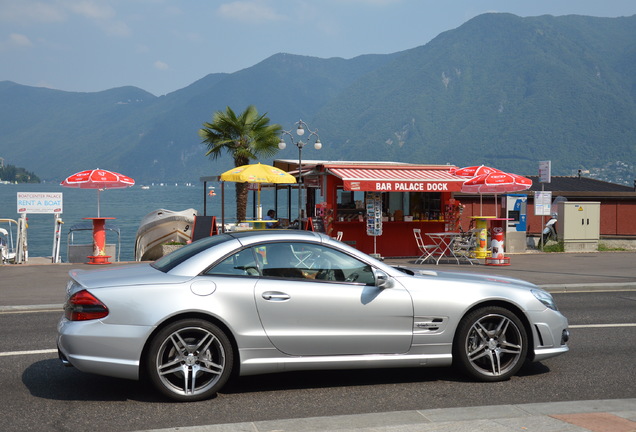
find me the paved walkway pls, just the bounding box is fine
[140,399,636,431]
[2,252,635,431]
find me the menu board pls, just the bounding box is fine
[365,192,383,236]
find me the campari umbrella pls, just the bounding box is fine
[452,165,504,215]
[450,165,502,178]
[220,162,296,220]
[61,168,135,217]
[461,171,532,216]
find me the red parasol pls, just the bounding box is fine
[461,171,532,194]
[461,171,532,216]
[450,165,502,178]
[61,168,135,217]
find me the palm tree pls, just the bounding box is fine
[199,105,282,222]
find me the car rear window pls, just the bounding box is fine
[152,234,232,272]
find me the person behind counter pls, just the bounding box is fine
[265,209,279,228]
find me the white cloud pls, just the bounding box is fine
[218,1,285,23]
[64,0,115,20]
[0,1,67,23]
[9,33,33,47]
[154,60,169,70]
[0,33,33,51]
[102,20,131,37]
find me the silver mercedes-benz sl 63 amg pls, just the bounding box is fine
[57,230,569,401]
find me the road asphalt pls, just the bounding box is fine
[2,251,635,432]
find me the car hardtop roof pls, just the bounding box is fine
[227,229,325,242]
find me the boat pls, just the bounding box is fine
[0,218,27,264]
[134,208,197,261]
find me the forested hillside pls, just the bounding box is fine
[0,13,634,184]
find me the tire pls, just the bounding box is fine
[453,306,528,382]
[146,319,233,401]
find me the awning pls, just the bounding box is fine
[327,167,466,192]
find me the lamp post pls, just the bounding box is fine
[279,119,322,229]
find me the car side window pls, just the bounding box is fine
[261,242,375,285]
[205,248,261,276]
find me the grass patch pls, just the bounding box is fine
[598,243,627,251]
[541,242,564,252]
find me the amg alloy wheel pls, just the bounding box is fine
[454,306,527,381]
[147,319,233,401]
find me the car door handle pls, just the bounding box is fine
[262,291,290,301]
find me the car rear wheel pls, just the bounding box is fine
[147,319,233,401]
[454,306,527,381]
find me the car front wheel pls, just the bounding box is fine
[147,319,233,401]
[454,306,527,381]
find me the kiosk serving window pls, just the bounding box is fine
[337,189,365,221]
[337,189,443,222]
[387,192,442,221]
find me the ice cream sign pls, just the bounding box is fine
[17,192,63,214]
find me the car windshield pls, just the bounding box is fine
[152,234,233,272]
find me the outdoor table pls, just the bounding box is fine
[83,217,115,265]
[427,232,462,264]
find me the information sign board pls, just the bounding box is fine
[534,191,552,216]
[539,161,551,183]
[17,192,63,214]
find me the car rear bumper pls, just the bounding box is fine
[57,318,152,380]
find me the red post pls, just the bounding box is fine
[83,217,115,265]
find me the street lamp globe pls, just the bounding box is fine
[278,119,322,229]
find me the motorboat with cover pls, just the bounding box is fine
[134,208,197,261]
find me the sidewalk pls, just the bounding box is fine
[140,399,636,432]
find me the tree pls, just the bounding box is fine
[199,105,282,221]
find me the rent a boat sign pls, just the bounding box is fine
[17,192,63,214]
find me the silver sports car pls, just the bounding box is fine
[58,230,569,401]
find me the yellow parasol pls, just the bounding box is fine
[220,163,296,184]
[220,163,296,219]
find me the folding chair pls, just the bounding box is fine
[453,228,480,265]
[413,229,438,264]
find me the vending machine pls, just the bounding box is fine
[505,194,528,253]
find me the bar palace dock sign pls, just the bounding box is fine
[324,164,466,192]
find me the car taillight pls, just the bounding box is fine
[64,289,109,321]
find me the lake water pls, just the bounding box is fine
[0,182,293,262]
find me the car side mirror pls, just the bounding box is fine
[375,269,394,289]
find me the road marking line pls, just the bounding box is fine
[569,323,636,328]
[0,349,57,357]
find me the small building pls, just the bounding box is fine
[456,175,636,242]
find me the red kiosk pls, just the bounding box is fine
[275,161,467,257]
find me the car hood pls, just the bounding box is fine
[69,263,192,289]
[397,267,538,291]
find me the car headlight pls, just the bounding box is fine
[532,289,558,311]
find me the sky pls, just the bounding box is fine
[1,0,635,96]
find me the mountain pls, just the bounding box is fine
[0,13,634,184]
